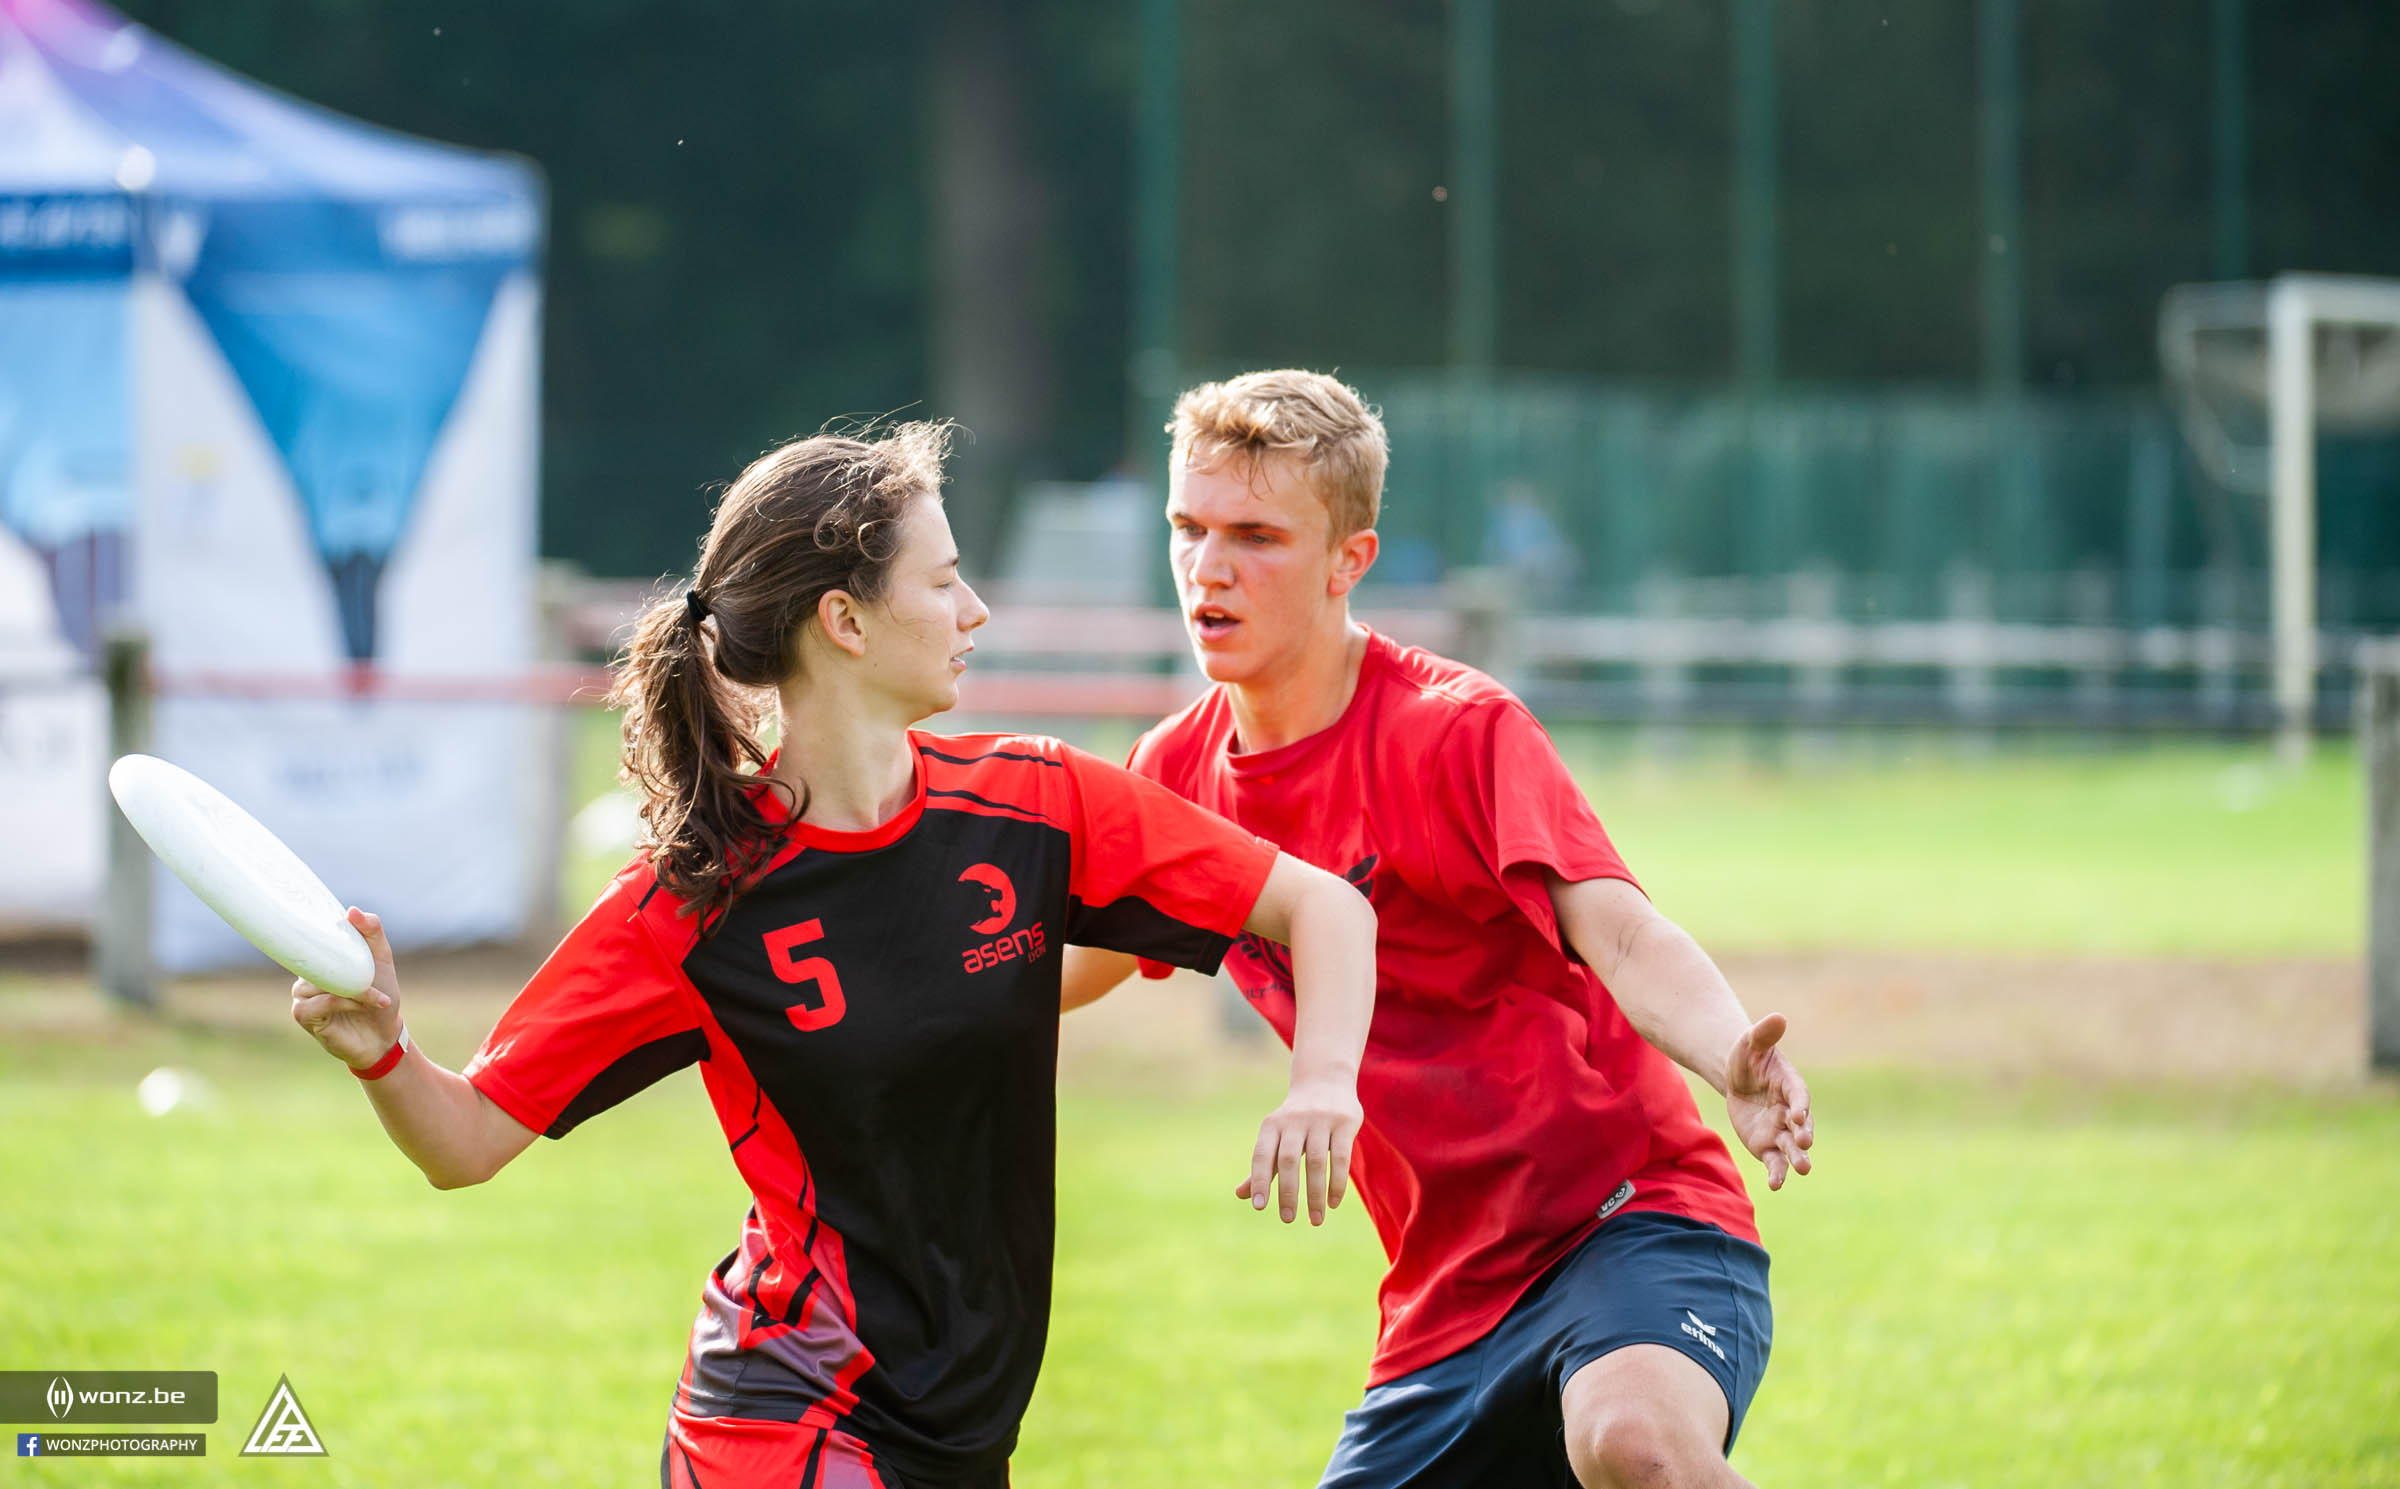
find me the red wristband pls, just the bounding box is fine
[350,1030,409,1081]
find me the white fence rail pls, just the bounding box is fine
[13,581,2381,729]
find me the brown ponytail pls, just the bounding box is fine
[609,422,952,927]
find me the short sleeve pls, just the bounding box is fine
[1060,747,1278,974]
[1428,699,1638,957]
[1121,728,1179,982]
[464,869,708,1139]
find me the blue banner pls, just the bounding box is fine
[181,198,522,661]
[0,277,129,659]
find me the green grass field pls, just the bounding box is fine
[6,729,2389,1484]
[2,1013,2395,1488]
[1554,733,2362,959]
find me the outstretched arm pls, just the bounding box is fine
[1061,945,1138,1011]
[290,907,538,1190]
[1547,875,1814,1190]
[1232,853,1375,1225]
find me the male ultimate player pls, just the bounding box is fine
[1063,371,1814,1488]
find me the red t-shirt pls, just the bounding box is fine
[1129,630,1756,1385]
[464,732,1276,1482]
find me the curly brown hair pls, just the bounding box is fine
[608,422,952,927]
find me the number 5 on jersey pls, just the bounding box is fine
[764,919,846,1030]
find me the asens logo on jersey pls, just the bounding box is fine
[960,864,1017,934]
[960,863,1045,973]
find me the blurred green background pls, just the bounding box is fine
[106,0,2400,591]
[8,3,2399,1484]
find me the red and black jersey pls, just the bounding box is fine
[464,732,1277,1484]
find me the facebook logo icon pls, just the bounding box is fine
[17,1433,38,1456]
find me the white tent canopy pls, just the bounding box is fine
[0,0,547,966]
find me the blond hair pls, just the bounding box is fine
[1169,370,1388,539]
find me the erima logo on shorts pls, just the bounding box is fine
[1679,1309,1727,1362]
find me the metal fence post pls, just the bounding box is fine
[1943,563,1997,725]
[2069,565,2116,719]
[1446,565,1516,686]
[522,563,577,950]
[98,628,156,1010]
[2364,656,2400,1072]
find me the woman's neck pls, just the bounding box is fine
[769,684,918,832]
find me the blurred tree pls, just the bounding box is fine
[1179,0,1448,373]
[1502,0,1732,381]
[929,0,1055,569]
[1779,1,1980,383]
[106,0,2400,577]
[119,0,932,578]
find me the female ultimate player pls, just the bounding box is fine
[287,423,1376,1488]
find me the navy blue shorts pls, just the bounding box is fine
[1318,1210,1772,1489]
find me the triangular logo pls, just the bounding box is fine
[238,1375,327,1456]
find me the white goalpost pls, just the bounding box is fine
[2161,273,2400,763]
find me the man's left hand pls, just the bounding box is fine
[1724,1013,1813,1190]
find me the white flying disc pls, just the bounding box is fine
[107,754,377,999]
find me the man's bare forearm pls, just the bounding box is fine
[1549,875,1752,1092]
[1604,914,1753,1094]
